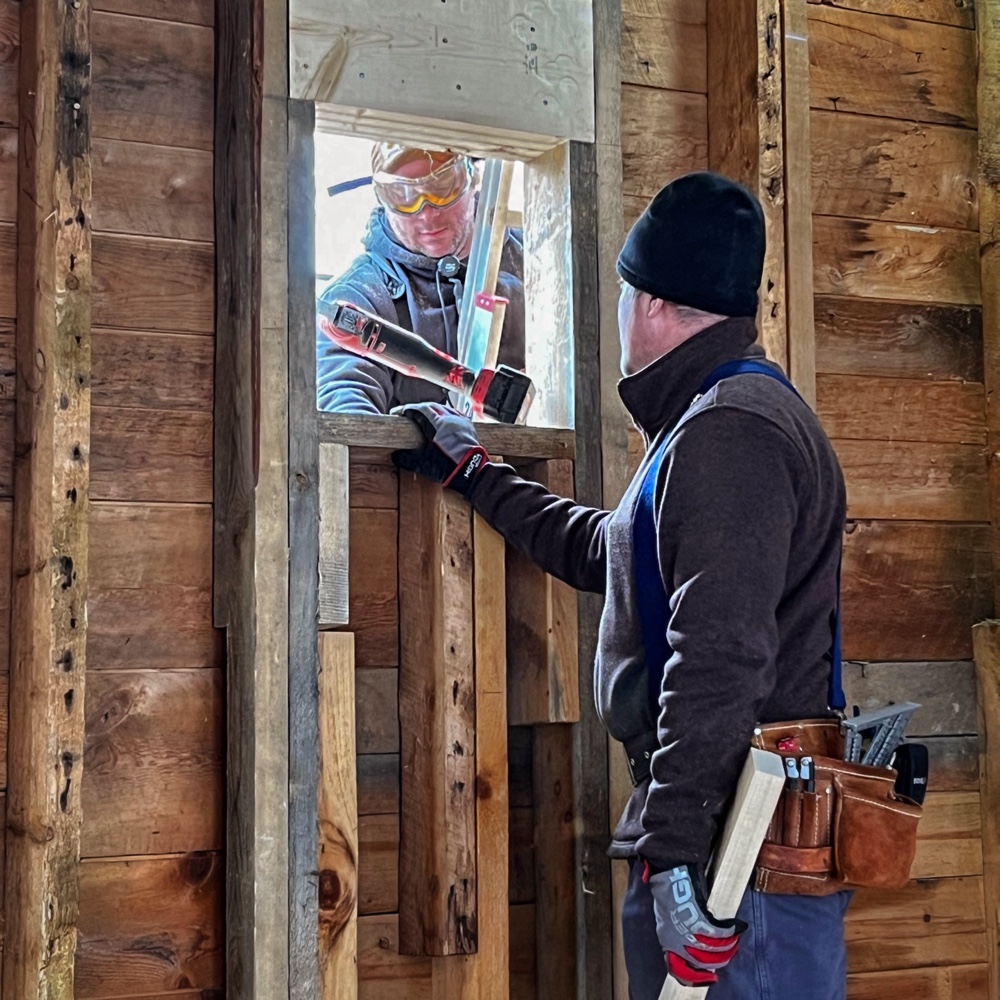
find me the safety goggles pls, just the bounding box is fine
[372,154,474,216]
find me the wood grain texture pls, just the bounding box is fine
[0,320,11,400]
[92,12,213,149]
[355,668,399,754]
[925,736,980,792]
[814,296,983,382]
[75,853,224,997]
[509,806,536,904]
[92,328,214,410]
[620,0,706,93]
[912,791,983,879]
[811,111,978,230]
[0,398,11,496]
[533,725,576,1000]
[506,460,580,725]
[88,502,221,670]
[813,216,981,305]
[817,373,985,444]
[847,964,988,1000]
[0,500,10,672]
[835,438,988,522]
[473,514,510,993]
[90,405,212,502]
[358,754,400,816]
[319,633,358,1000]
[0,0,17,130]
[318,443,350,626]
[346,507,399,667]
[358,813,400,916]
[621,85,707,201]
[6,0,91,991]
[92,138,213,241]
[510,904,538,1000]
[808,6,977,127]
[349,452,398,509]
[973,621,1000,999]
[93,233,214,334]
[0,125,13,221]
[81,669,224,858]
[807,0,975,29]
[841,660,977,735]
[357,914,432,1000]
[94,0,214,25]
[0,222,14,319]
[398,474,477,956]
[841,521,992,661]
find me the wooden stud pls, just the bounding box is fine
[4,0,92,993]
[708,0,787,368]
[319,443,350,626]
[506,460,580,725]
[398,472,478,957]
[782,0,816,406]
[319,632,359,999]
[974,621,1000,999]
[215,0,291,994]
[288,96,321,999]
[979,0,1000,610]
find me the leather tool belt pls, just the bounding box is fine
[751,719,923,895]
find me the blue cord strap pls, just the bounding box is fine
[632,360,846,715]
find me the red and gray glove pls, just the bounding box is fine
[391,402,489,496]
[645,861,746,988]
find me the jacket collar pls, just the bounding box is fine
[617,317,760,439]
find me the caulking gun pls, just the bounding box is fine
[319,299,536,425]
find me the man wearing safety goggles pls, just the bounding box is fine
[316,143,525,414]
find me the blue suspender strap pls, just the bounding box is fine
[631,359,846,715]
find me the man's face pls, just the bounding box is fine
[383,157,477,260]
[618,284,661,376]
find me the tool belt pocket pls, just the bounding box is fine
[752,722,922,896]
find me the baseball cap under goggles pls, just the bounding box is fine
[372,152,474,216]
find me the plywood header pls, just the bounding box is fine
[291,0,595,148]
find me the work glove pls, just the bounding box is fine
[645,860,747,988]
[391,402,489,496]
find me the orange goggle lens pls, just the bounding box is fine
[373,157,472,216]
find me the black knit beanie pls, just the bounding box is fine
[616,172,765,318]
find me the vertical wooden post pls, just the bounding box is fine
[708,0,788,370]
[319,631,358,999]
[318,443,350,626]
[506,459,580,726]
[977,7,1000,995]
[398,473,478,957]
[980,0,1000,608]
[288,96,321,999]
[974,622,1000,998]
[215,0,291,991]
[4,0,91,993]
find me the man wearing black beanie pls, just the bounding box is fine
[392,172,850,999]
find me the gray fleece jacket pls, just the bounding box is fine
[468,317,846,866]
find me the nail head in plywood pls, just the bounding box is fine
[319,443,350,626]
[292,0,595,143]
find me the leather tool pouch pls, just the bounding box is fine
[751,719,922,896]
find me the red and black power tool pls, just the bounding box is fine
[318,299,535,425]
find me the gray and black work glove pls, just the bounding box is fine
[391,402,489,496]
[644,860,747,988]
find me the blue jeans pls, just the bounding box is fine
[623,858,852,1000]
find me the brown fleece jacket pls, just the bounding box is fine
[467,317,846,866]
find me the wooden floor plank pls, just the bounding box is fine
[89,503,222,670]
[81,669,223,858]
[93,137,213,242]
[842,521,992,662]
[808,6,977,127]
[92,11,213,149]
[75,853,224,997]
[815,296,983,382]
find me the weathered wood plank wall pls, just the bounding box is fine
[71,2,222,996]
[807,1,988,996]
